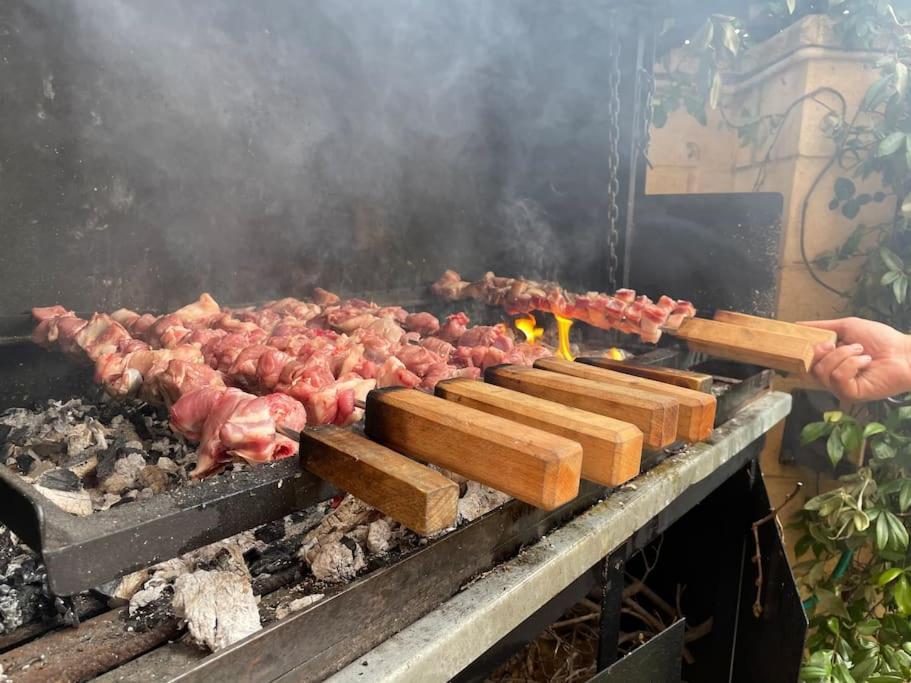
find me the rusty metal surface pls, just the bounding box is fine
[0,608,180,682]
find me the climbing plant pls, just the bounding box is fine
[656,2,911,681]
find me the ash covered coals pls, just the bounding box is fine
[0,528,62,635]
[0,397,200,514]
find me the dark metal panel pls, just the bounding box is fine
[592,619,685,683]
[731,469,808,683]
[632,193,784,316]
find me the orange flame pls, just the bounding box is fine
[606,347,626,360]
[515,314,544,344]
[555,314,575,361]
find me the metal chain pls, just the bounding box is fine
[638,66,655,168]
[606,35,622,294]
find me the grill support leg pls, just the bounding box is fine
[597,549,626,669]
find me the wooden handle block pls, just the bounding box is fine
[534,357,716,443]
[300,426,459,535]
[364,388,582,510]
[576,356,713,392]
[712,310,836,347]
[484,365,679,450]
[435,378,642,487]
[674,318,814,375]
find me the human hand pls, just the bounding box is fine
[798,317,911,402]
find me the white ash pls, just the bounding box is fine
[0,397,201,515]
[458,482,512,523]
[274,593,324,620]
[172,570,261,651]
[309,539,366,582]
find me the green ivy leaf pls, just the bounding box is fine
[709,72,722,109]
[864,423,887,438]
[802,421,830,445]
[896,62,909,97]
[878,131,907,157]
[828,429,846,467]
[842,199,861,220]
[721,22,739,56]
[873,441,897,460]
[901,482,911,513]
[835,177,856,200]
[878,568,905,586]
[855,618,881,636]
[895,576,911,615]
[881,247,905,272]
[882,271,901,286]
[877,512,891,551]
[829,198,840,211]
[894,275,908,305]
[886,512,909,551]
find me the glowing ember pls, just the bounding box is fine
[606,347,626,360]
[555,314,575,361]
[514,314,544,344]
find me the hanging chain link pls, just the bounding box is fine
[606,34,622,294]
[638,66,655,169]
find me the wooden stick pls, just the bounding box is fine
[299,426,459,535]
[576,356,713,393]
[672,318,814,375]
[484,365,679,450]
[364,388,582,510]
[534,358,716,443]
[435,378,642,486]
[712,310,836,347]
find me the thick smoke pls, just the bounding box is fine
[0,0,620,312]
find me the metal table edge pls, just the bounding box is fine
[326,390,792,683]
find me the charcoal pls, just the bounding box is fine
[30,441,68,461]
[244,546,295,577]
[13,451,37,475]
[254,519,286,545]
[6,426,29,446]
[0,531,16,575]
[128,584,175,632]
[0,424,12,442]
[35,468,80,492]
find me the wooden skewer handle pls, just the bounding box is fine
[484,365,679,450]
[435,378,642,487]
[576,356,713,392]
[534,357,716,443]
[712,310,836,346]
[364,388,582,510]
[296,426,459,535]
[672,318,814,375]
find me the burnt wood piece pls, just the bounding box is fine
[534,357,716,443]
[435,378,642,487]
[299,425,459,535]
[0,608,180,682]
[0,457,338,595]
[364,388,583,510]
[169,483,608,683]
[484,365,679,450]
[576,356,713,392]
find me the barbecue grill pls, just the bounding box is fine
[0,0,805,681]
